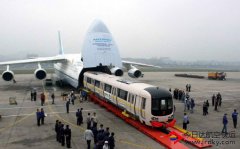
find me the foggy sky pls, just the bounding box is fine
[0,0,239,61]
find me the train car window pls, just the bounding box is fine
[161,100,167,110]
[91,79,95,84]
[104,84,112,93]
[127,94,131,102]
[117,89,128,100]
[87,77,91,84]
[131,95,135,104]
[95,80,100,88]
[141,98,146,109]
[152,99,159,110]
[167,99,173,109]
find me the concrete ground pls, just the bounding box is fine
[0,72,239,149]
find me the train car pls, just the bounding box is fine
[83,71,174,127]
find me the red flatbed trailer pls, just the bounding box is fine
[89,93,212,149]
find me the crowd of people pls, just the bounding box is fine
[32,84,238,148]
[83,112,115,149]
[33,89,115,149]
[55,120,72,148]
[176,84,238,134]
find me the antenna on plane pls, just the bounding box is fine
[58,31,64,55]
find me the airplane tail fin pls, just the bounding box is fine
[58,31,64,55]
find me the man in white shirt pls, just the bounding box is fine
[84,127,94,149]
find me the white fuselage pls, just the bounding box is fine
[54,54,83,88]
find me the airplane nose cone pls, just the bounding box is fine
[88,19,110,33]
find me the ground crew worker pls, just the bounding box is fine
[214,97,219,111]
[33,89,37,101]
[79,108,83,124]
[190,98,195,113]
[31,90,34,101]
[92,112,98,128]
[222,113,228,134]
[66,100,70,113]
[108,132,115,149]
[51,92,55,104]
[70,91,75,105]
[40,108,45,125]
[55,120,59,141]
[40,92,45,106]
[183,113,189,130]
[36,108,41,126]
[212,94,216,106]
[188,84,191,92]
[86,113,91,128]
[96,128,105,148]
[60,124,65,146]
[232,109,238,128]
[92,126,98,144]
[103,127,110,139]
[65,125,71,148]
[217,92,222,107]
[76,109,81,125]
[84,126,94,149]
[186,84,189,92]
[57,121,62,142]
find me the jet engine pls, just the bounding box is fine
[2,70,14,81]
[110,67,124,76]
[34,68,47,80]
[128,67,142,78]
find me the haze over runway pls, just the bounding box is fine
[0,0,240,61]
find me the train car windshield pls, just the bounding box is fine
[152,98,173,116]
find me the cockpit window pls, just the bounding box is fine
[152,98,173,116]
[161,100,167,110]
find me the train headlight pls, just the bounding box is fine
[151,117,158,121]
[168,115,174,120]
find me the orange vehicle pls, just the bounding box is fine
[208,72,226,80]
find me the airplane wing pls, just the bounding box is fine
[122,60,161,69]
[0,55,66,66]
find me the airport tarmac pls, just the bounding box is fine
[0,72,240,149]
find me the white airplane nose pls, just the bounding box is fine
[88,19,110,33]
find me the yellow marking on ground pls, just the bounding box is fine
[0,82,149,149]
[41,81,85,132]
[0,112,35,133]
[173,125,203,141]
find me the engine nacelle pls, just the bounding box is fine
[110,67,124,76]
[128,68,142,78]
[2,70,14,81]
[34,68,47,80]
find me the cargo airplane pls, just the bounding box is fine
[0,20,159,89]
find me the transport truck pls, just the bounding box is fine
[208,72,226,80]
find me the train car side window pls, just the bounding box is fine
[131,95,135,104]
[91,79,95,85]
[141,98,146,109]
[87,77,91,84]
[117,89,128,100]
[104,84,112,93]
[127,94,131,102]
[95,80,100,88]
